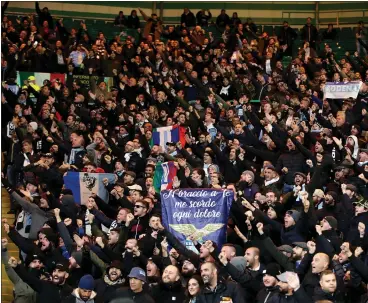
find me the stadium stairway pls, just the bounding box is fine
[1,188,18,303]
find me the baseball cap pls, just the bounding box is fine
[55,262,69,273]
[128,267,146,282]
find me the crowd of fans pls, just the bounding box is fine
[1,2,368,303]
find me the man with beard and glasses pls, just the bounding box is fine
[219,247,265,303]
[10,257,72,303]
[197,261,244,303]
[62,274,97,303]
[150,265,186,303]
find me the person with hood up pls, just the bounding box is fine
[62,274,97,303]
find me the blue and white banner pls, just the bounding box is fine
[324,81,362,99]
[161,189,234,252]
[63,172,116,204]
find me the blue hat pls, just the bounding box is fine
[128,267,146,282]
[78,274,95,291]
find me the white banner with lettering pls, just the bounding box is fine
[324,81,362,99]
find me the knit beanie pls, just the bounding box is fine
[230,256,247,272]
[78,274,95,291]
[263,263,281,279]
[286,210,301,223]
[324,216,338,230]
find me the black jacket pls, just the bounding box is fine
[15,264,73,303]
[197,280,245,303]
[181,11,196,27]
[107,288,155,303]
[150,280,187,303]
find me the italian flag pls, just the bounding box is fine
[16,71,66,88]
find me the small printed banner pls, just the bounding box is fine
[161,189,234,252]
[72,75,114,91]
[16,72,66,87]
[16,72,114,91]
[63,172,116,204]
[324,81,362,99]
[150,125,186,148]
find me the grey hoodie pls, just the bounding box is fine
[65,288,97,303]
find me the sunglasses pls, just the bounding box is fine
[134,205,146,209]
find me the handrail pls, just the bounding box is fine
[4,8,366,27]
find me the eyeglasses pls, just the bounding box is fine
[134,205,146,209]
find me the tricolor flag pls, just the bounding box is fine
[151,125,186,148]
[63,172,116,204]
[16,71,66,88]
[153,161,178,193]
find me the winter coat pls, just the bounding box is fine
[62,289,97,303]
[14,264,73,303]
[275,150,306,185]
[107,288,155,303]
[150,280,187,303]
[197,280,245,303]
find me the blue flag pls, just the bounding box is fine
[161,189,234,251]
[63,172,116,204]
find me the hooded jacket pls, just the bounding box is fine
[62,288,97,303]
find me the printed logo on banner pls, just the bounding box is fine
[82,173,97,191]
[170,223,224,242]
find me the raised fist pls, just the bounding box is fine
[8,257,18,268]
[307,241,316,254]
[1,238,8,249]
[256,222,264,234]
[95,237,104,248]
[218,252,228,265]
[54,208,60,217]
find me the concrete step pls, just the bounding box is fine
[2,188,17,303]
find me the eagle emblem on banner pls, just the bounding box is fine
[170,224,224,242]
